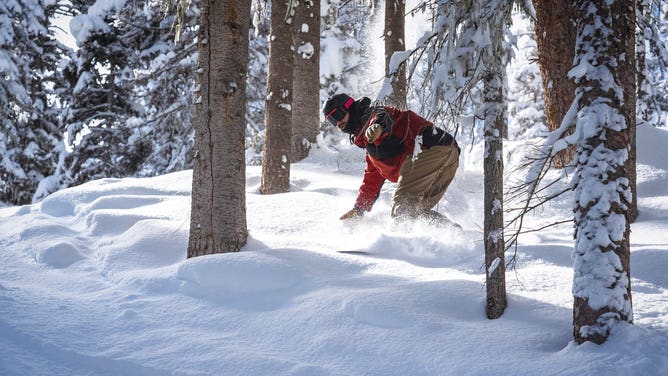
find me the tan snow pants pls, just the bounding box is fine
[391,144,460,218]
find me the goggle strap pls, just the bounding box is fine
[326,107,338,118]
[326,97,354,124]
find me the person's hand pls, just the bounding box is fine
[365,123,383,143]
[340,207,364,220]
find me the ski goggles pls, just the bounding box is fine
[325,97,354,126]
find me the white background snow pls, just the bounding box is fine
[1,125,667,375]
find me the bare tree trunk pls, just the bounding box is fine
[291,0,320,162]
[483,66,507,320]
[533,0,577,167]
[384,0,406,108]
[572,0,634,345]
[261,0,294,194]
[188,0,250,257]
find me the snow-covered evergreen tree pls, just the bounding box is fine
[62,0,146,186]
[478,0,513,320]
[571,0,635,344]
[0,0,71,205]
[403,1,529,129]
[121,0,199,176]
[39,0,200,195]
[400,0,541,319]
[507,10,547,139]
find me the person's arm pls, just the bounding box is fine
[340,155,385,219]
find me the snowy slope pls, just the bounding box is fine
[1,126,667,375]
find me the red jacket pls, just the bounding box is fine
[352,107,433,211]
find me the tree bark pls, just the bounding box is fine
[261,0,294,194]
[481,16,508,316]
[384,0,406,108]
[533,0,577,168]
[572,0,634,345]
[291,0,320,162]
[188,0,250,256]
[625,1,638,224]
[483,68,507,320]
[535,0,637,222]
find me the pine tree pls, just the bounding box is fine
[507,10,547,138]
[571,0,634,345]
[36,0,200,200]
[260,0,294,194]
[533,0,577,168]
[291,0,320,162]
[63,0,147,186]
[0,0,70,205]
[188,0,250,256]
[120,0,199,177]
[405,0,531,319]
[481,0,512,320]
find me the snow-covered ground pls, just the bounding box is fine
[1,126,667,375]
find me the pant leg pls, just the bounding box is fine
[420,145,459,211]
[391,145,459,218]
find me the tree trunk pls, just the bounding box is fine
[572,0,634,345]
[261,0,294,194]
[533,0,577,168]
[188,0,250,257]
[483,66,507,320]
[636,0,649,130]
[291,0,320,162]
[384,0,406,108]
[625,1,639,224]
[535,0,637,221]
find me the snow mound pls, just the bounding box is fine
[100,219,186,271]
[177,251,301,294]
[39,173,190,218]
[35,241,85,269]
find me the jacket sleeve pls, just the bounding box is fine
[354,155,385,211]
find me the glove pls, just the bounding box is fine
[340,207,364,220]
[365,123,383,143]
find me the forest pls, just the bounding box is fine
[2,0,668,352]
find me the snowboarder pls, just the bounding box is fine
[323,93,460,224]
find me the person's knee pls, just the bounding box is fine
[391,193,421,218]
